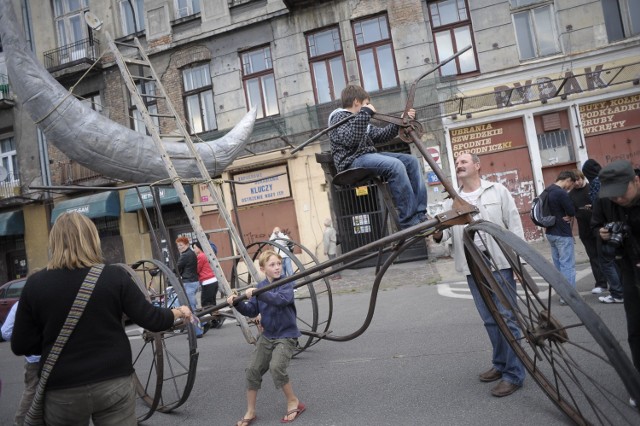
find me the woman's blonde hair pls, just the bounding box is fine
[47,212,103,269]
[258,249,281,268]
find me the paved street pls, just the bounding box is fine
[0,239,632,425]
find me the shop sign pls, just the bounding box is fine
[579,94,640,136]
[450,118,526,156]
[234,165,290,206]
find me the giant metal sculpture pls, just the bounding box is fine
[0,0,256,183]
[2,0,640,424]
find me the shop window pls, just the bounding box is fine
[93,216,120,238]
[120,0,145,35]
[241,46,279,119]
[307,27,347,104]
[427,0,479,77]
[601,0,640,42]
[175,0,200,18]
[537,126,575,167]
[130,80,159,135]
[512,2,560,60]
[182,63,216,133]
[352,14,398,92]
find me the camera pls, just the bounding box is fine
[603,221,631,248]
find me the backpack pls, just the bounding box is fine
[530,189,556,228]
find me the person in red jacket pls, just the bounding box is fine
[193,241,224,330]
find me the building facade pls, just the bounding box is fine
[0,0,638,282]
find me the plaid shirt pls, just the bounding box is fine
[329,107,400,172]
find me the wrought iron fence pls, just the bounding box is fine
[43,37,101,70]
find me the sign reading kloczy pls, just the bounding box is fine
[579,95,640,136]
[450,118,526,156]
[234,165,291,207]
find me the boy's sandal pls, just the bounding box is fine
[281,402,306,423]
[236,416,256,426]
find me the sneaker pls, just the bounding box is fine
[630,397,637,407]
[591,287,606,294]
[599,295,624,304]
[559,298,568,306]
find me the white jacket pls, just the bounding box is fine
[440,179,524,275]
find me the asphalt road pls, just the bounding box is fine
[0,262,630,426]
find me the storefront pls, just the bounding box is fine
[50,191,123,262]
[0,210,26,281]
[438,55,640,241]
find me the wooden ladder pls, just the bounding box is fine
[106,32,258,344]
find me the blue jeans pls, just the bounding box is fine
[546,234,576,288]
[351,152,427,228]
[184,280,203,336]
[467,270,525,386]
[598,242,624,299]
[282,257,294,277]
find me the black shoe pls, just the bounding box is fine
[213,316,226,329]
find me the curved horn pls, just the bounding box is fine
[0,1,255,184]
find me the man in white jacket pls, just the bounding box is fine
[434,153,525,397]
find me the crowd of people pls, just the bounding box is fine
[3,82,639,422]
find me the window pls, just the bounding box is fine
[53,0,89,58]
[183,64,217,133]
[428,0,479,77]
[307,27,347,104]
[175,0,200,19]
[241,46,279,119]
[352,15,398,92]
[81,93,102,113]
[512,3,560,60]
[120,0,145,35]
[601,0,640,42]
[130,81,160,135]
[0,136,18,182]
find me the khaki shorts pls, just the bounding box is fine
[246,335,296,390]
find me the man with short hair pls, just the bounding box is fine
[329,85,427,229]
[591,160,640,406]
[544,170,577,304]
[434,152,525,397]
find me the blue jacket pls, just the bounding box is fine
[546,183,575,237]
[234,278,301,339]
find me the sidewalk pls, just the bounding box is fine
[329,236,589,292]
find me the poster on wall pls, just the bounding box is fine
[233,165,291,207]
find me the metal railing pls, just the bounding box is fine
[0,175,20,199]
[43,37,101,70]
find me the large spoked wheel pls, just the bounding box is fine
[239,241,333,355]
[119,260,199,419]
[463,221,640,425]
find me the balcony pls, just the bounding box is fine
[0,176,21,199]
[43,37,101,73]
[61,161,106,185]
[0,73,14,109]
[282,0,333,9]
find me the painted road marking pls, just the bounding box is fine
[437,268,592,299]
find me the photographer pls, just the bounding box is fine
[591,160,640,405]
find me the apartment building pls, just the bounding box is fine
[0,0,637,282]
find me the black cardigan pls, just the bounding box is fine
[11,264,175,390]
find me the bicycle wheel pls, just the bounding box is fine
[121,260,199,419]
[463,220,640,425]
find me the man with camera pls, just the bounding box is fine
[591,160,640,405]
